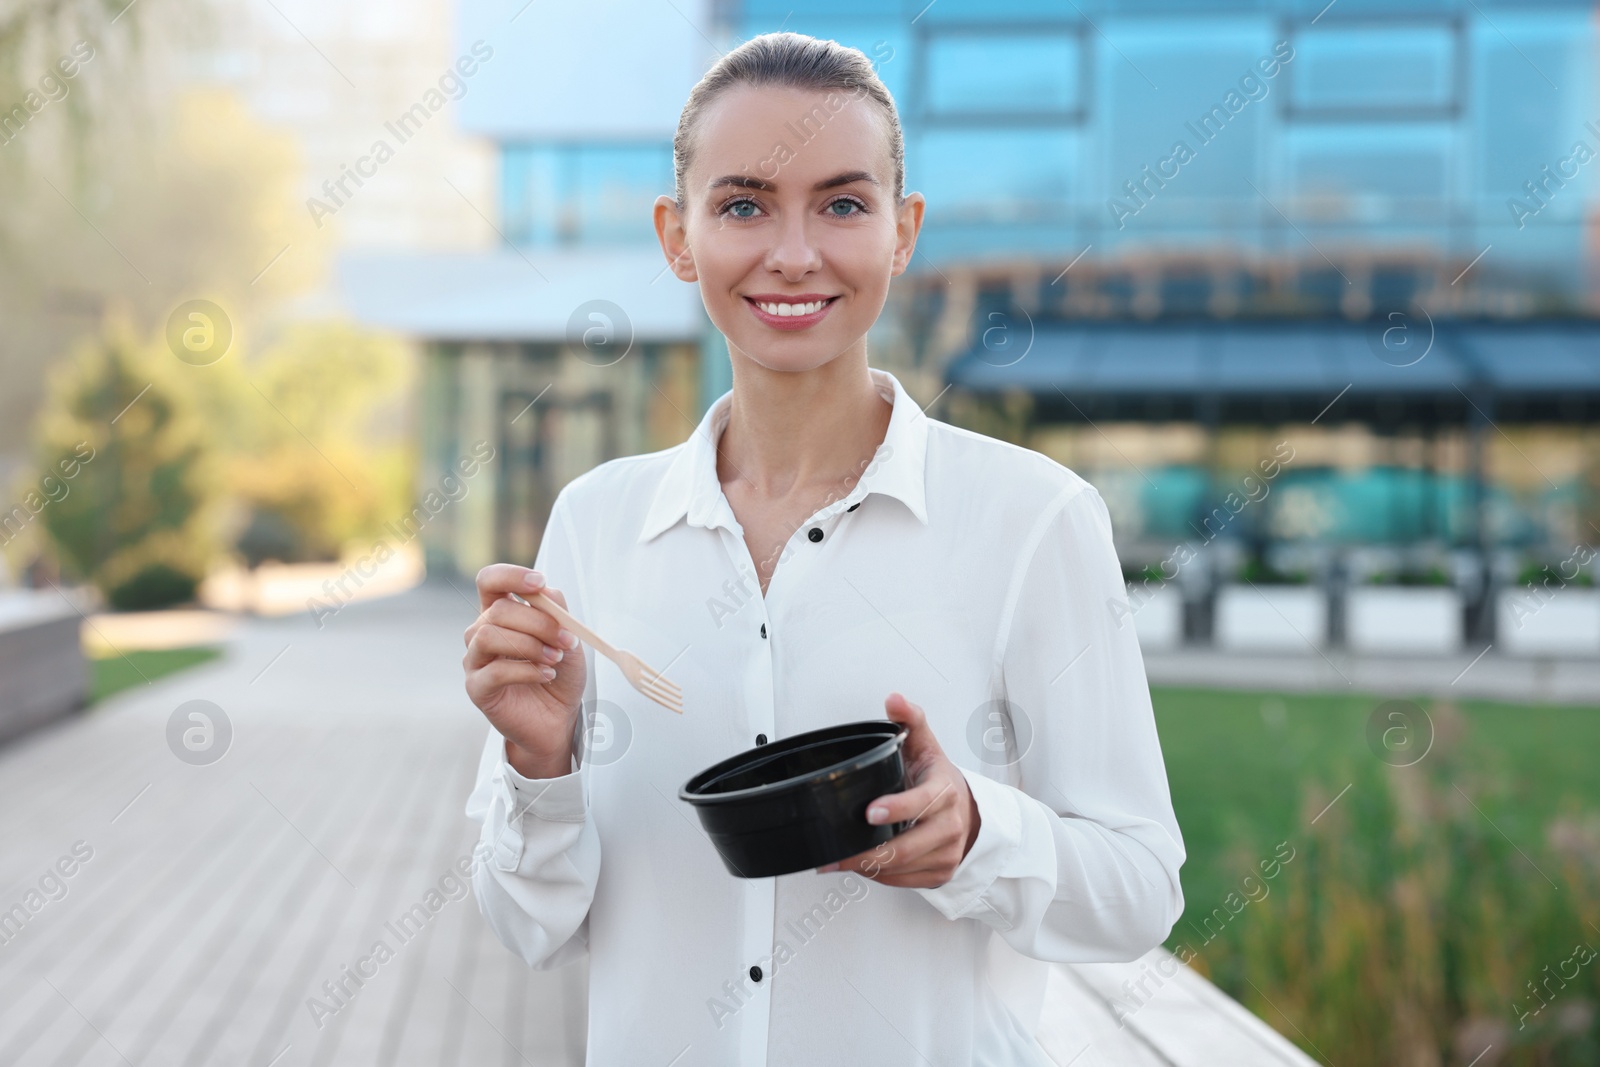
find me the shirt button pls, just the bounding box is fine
[807,527,823,542]
[756,733,767,745]
[759,623,767,638]
[750,964,763,982]
[847,502,860,512]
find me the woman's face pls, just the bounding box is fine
[656,84,924,374]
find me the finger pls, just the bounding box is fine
[857,851,955,886]
[849,831,965,882]
[481,595,573,649]
[866,774,958,830]
[878,833,967,877]
[851,818,958,878]
[464,585,570,647]
[466,658,556,705]
[820,811,947,877]
[866,817,951,866]
[464,624,565,672]
[480,657,557,687]
[823,842,900,876]
[474,563,547,611]
[463,607,494,647]
[883,691,945,769]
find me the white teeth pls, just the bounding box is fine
[755,299,828,317]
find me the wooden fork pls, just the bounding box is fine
[508,591,684,714]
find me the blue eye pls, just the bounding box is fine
[828,197,866,217]
[721,197,761,219]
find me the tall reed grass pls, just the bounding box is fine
[1182,701,1600,1065]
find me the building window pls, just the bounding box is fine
[501,143,672,247]
[916,127,1076,223]
[1283,125,1453,222]
[1285,21,1461,121]
[920,28,1087,124]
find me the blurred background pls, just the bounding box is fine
[0,0,1597,1065]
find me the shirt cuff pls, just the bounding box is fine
[913,767,1022,926]
[508,768,584,815]
[488,741,587,871]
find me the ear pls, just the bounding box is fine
[890,191,925,278]
[654,195,698,282]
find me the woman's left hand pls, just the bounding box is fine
[816,692,980,888]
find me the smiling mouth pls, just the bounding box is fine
[744,296,839,318]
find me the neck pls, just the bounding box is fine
[716,351,892,500]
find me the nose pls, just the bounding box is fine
[762,205,822,280]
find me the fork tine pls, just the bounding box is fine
[641,677,680,700]
[643,685,683,713]
[616,649,683,711]
[643,675,681,700]
[639,668,682,696]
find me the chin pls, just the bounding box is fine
[731,337,858,375]
[713,304,876,375]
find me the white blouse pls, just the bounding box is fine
[463,367,1186,1066]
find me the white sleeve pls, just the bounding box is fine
[462,489,601,970]
[914,483,1186,963]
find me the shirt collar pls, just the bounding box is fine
[637,367,930,543]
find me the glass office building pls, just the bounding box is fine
[733,0,1595,284]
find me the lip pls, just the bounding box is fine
[743,294,840,331]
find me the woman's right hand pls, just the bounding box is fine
[464,564,589,778]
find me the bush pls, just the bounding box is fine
[1366,565,1452,587]
[108,562,199,611]
[1517,562,1595,589]
[233,508,304,568]
[1237,555,1310,585]
[1123,562,1167,584]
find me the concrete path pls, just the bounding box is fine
[0,581,586,1065]
[1144,646,1600,706]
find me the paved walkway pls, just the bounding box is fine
[1144,646,1600,705]
[0,583,1312,1066]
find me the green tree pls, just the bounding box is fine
[35,312,217,608]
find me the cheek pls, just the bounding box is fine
[831,230,895,311]
[691,222,762,286]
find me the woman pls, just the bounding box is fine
[462,31,1185,1066]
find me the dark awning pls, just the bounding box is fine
[944,320,1600,424]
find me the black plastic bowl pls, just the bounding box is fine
[678,719,912,878]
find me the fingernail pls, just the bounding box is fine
[558,628,578,649]
[524,571,543,589]
[818,862,839,873]
[540,666,557,681]
[867,806,888,824]
[547,647,563,663]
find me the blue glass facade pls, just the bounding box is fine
[494,2,1596,295]
[500,142,673,247]
[720,0,1597,285]
[491,3,1595,287]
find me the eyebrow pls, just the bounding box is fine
[706,170,880,194]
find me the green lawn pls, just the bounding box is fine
[1153,687,1600,1065]
[89,646,224,704]
[1155,687,1600,910]
[1154,687,1600,916]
